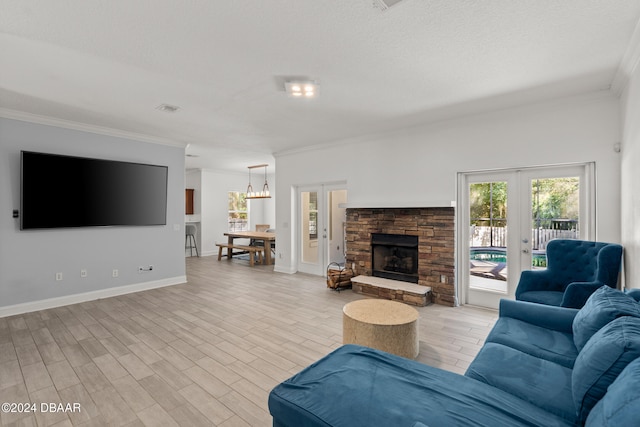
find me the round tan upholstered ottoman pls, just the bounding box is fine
[343,299,419,359]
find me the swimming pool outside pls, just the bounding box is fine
[470,247,547,267]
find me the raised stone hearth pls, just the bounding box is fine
[346,207,455,306]
[350,275,432,307]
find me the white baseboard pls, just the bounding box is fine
[274,264,297,274]
[0,276,187,318]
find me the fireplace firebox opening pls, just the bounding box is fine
[371,233,419,284]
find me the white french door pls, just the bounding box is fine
[458,163,594,309]
[461,171,517,309]
[297,184,347,276]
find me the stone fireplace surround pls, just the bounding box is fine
[345,207,455,306]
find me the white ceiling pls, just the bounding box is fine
[2,1,640,172]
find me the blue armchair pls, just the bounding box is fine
[515,239,623,309]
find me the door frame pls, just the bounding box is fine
[456,162,595,308]
[295,181,347,276]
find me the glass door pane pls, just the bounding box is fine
[301,191,319,265]
[529,176,580,269]
[469,181,508,293]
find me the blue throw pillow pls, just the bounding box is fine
[572,286,640,351]
[585,358,640,427]
[572,316,640,423]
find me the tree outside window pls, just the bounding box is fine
[469,182,507,248]
[469,177,579,255]
[228,192,248,231]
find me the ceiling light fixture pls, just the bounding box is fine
[285,81,319,98]
[246,164,271,199]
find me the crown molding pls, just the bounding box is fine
[611,17,640,96]
[0,108,186,148]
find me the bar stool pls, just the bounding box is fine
[185,224,199,257]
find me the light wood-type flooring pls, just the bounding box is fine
[0,256,497,426]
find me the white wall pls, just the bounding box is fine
[274,93,622,275]
[621,63,640,289]
[0,118,186,315]
[191,169,275,257]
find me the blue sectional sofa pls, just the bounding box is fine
[268,287,640,427]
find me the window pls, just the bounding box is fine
[469,181,507,248]
[228,191,248,231]
[308,192,318,239]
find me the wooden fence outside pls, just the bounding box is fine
[471,225,579,249]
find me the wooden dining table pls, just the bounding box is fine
[223,231,276,265]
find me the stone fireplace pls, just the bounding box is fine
[346,207,455,306]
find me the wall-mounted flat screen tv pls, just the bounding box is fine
[20,151,168,230]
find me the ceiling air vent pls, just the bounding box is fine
[156,104,180,113]
[373,0,404,11]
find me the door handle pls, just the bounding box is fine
[522,249,530,254]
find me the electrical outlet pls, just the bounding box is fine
[55,272,63,281]
[81,269,87,278]
[112,269,119,278]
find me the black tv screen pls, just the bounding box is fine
[20,151,168,229]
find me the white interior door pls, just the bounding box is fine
[297,184,347,276]
[459,164,593,309]
[327,188,348,266]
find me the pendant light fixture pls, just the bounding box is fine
[246,164,271,199]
